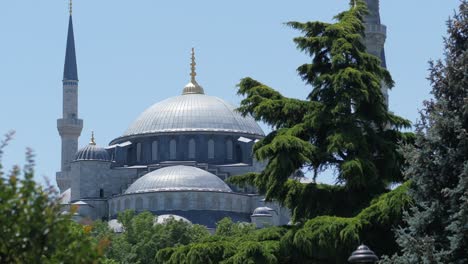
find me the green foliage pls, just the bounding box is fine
[157,224,287,264]
[227,1,418,262]
[223,241,279,264]
[382,2,468,263]
[0,131,103,263]
[156,184,411,263]
[215,217,256,237]
[231,2,413,231]
[96,210,210,263]
[285,182,411,263]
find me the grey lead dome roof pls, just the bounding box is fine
[122,94,264,137]
[125,165,232,194]
[74,144,110,161]
[252,207,274,216]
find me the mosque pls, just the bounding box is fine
[57,0,388,229]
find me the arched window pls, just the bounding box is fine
[150,197,157,209]
[236,145,243,163]
[152,141,158,161]
[136,143,142,162]
[99,188,104,198]
[182,196,190,210]
[126,147,133,163]
[124,198,130,209]
[166,195,173,209]
[135,197,143,211]
[225,196,233,211]
[188,138,196,159]
[170,139,177,160]
[208,139,215,159]
[226,139,233,160]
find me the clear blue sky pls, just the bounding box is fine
[0,0,460,186]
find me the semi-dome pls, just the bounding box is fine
[252,207,274,216]
[75,133,110,161]
[125,165,232,194]
[121,94,264,137]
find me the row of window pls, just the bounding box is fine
[110,194,248,213]
[133,138,235,162]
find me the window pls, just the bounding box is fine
[135,197,143,211]
[236,145,243,163]
[208,139,215,159]
[152,141,158,161]
[127,147,133,163]
[170,139,177,160]
[136,143,142,162]
[188,138,196,159]
[124,199,130,209]
[99,188,104,198]
[150,197,157,209]
[226,139,233,160]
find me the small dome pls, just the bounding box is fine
[75,144,110,161]
[154,215,192,225]
[108,219,124,233]
[125,165,232,194]
[75,132,111,161]
[252,207,274,216]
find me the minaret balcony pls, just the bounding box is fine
[57,118,83,136]
[364,23,386,36]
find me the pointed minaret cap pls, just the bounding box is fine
[89,131,96,145]
[63,0,78,81]
[363,0,381,24]
[182,48,205,95]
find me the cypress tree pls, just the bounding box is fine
[383,2,468,263]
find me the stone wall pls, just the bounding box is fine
[70,160,138,201]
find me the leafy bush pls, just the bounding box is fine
[0,131,104,263]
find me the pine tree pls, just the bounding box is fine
[383,2,468,263]
[233,0,412,220]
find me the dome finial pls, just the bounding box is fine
[182,48,205,95]
[190,47,196,82]
[90,131,96,145]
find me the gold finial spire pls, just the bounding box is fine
[69,0,73,16]
[190,47,196,82]
[90,131,96,145]
[182,48,205,95]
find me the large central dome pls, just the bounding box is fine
[123,93,264,137]
[115,49,264,141]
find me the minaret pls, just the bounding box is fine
[363,0,389,106]
[56,0,83,193]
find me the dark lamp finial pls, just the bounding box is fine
[348,245,379,263]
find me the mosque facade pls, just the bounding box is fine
[57,0,387,229]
